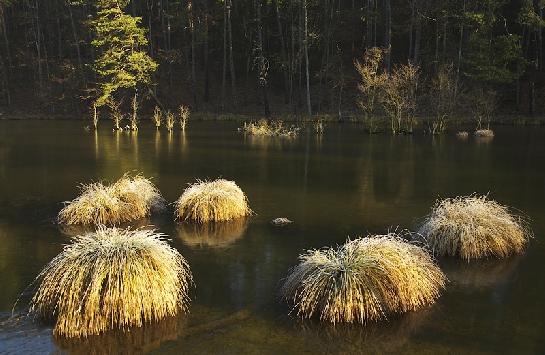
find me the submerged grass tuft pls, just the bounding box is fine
[456,131,468,139]
[474,129,494,137]
[175,179,252,223]
[281,234,446,324]
[58,174,165,226]
[240,119,300,137]
[29,226,193,338]
[418,195,531,260]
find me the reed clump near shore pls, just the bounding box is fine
[58,174,165,226]
[240,119,300,137]
[456,131,469,139]
[281,234,446,324]
[175,179,252,223]
[474,129,494,137]
[418,195,531,260]
[29,226,193,338]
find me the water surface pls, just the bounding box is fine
[0,121,544,354]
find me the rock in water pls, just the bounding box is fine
[271,218,293,226]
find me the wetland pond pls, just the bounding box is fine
[0,120,544,354]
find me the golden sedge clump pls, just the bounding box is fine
[58,174,165,225]
[418,195,531,260]
[281,234,446,324]
[175,179,252,223]
[29,226,193,338]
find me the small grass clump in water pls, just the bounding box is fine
[474,129,494,137]
[175,179,252,223]
[281,234,446,324]
[58,174,165,226]
[456,131,469,139]
[240,119,299,137]
[418,195,531,260]
[29,226,193,338]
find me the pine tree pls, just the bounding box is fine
[90,0,157,128]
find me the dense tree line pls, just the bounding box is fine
[0,0,543,119]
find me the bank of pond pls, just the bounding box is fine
[22,173,532,339]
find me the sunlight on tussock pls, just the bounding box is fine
[58,174,165,225]
[281,234,446,324]
[175,179,252,223]
[29,226,193,338]
[418,195,531,260]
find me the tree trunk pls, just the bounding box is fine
[303,0,311,116]
[188,0,198,109]
[383,0,391,72]
[455,0,465,94]
[203,4,210,103]
[227,0,237,105]
[255,0,270,116]
[413,4,421,64]
[222,0,227,111]
[274,0,290,104]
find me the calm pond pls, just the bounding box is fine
[0,120,544,354]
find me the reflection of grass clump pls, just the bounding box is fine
[29,226,193,338]
[418,195,531,260]
[55,315,187,353]
[58,174,165,225]
[177,219,249,248]
[175,179,252,223]
[241,119,299,137]
[281,234,446,324]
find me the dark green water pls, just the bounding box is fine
[0,121,544,354]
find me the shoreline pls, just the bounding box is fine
[1,111,544,127]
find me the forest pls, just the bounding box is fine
[0,0,543,126]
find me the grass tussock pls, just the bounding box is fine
[456,131,468,139]
[58,174,165,226]
[177,218,248,248]
[418,195,531,260]
[281,234,446,324]
[474,129,494,137]
[29,226,193,338]
[175,179,252,223]
[240,119,300,137]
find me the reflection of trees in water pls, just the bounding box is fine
[55,315,187,354]
[93,129,156,178]
[0,221,61,311]
[441,256,521,289]
[356,136,419,222]
[176,219,249,248]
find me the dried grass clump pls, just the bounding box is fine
[175,179,252,223]
[418,195,531,260]
[240,119,300,137]
[474,129,494,137]
[29,226,193,338]
[281,234,446,324]
[58,174,165,226]
[111,174,166,214]
[456,131,469,139]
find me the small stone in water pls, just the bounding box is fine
[271,218,293,226]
